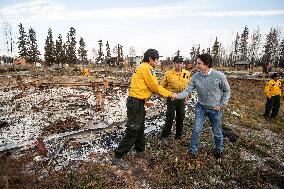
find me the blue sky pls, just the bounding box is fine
[0,0,284,59]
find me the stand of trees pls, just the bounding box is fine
[1,23,284,68]
[187,25,284,68]
[17,24,88,67]
[94,40,127,67]
[15,23,135,68]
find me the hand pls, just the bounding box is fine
[185,96,189,102]
[145,100,154,107]
[184,93,192,102]
[171,93,178,100]
[214,106,222,111]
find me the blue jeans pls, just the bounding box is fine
[189,103,223,155]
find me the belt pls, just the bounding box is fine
[199,103,215,110]
[204,105,215,110]
[128,96,145,103]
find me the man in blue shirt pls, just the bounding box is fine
[172,53,230,162]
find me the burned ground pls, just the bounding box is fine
[0,70,283,189]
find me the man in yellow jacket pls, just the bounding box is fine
[264,73,282,119]
[113,49,174,167]
[160,55,191,139]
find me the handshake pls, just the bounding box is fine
[171,93,178,100]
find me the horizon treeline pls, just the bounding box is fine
[1,23,284,68]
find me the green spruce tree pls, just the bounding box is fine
[190,46,196,62]
[233,32,240,61]
[106,41,111,58]
[240,25,249,60]
[78,37,88,66]
[196,44,200,58]
[95,40,104,65]
[66,27,77,64]
[55,34,65,67]
[27,27,40,64]
[211,37,220,67]
[44,28,55,66]
[262,27,280,67]
[175,50,180,56]
[17,23,28,60]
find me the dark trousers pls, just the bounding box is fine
[264,95,280,118]
[114,97,146,158]
[161,98,185,139]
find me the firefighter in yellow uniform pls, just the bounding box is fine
[160,55,191,139]
[82,67,90,77]
[264,73,282,118]
[113,49,174,167]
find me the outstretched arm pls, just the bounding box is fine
[143,69,172,97]
[177,78,195,99]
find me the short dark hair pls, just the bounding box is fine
[271,73,279,79]
[143,49,159,62]
[197,53,212,68]
[173,55,183,63]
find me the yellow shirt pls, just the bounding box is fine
[128,62,172,100]
[264,79,282,98]
[160,68,191,93]
[82,68,90,77]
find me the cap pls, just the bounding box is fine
[271,73,279,79]
[173,55,183,63]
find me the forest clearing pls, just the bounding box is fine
[0,66,283,188]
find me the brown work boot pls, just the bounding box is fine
[214,151,223,164]
[188,152,197,159]
[134,151,146,158]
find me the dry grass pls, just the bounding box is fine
[226,78,284,135]
[0,76,283,188]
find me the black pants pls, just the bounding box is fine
[264,95,280,118]
[161,98,185,139]
[114,97,146,158]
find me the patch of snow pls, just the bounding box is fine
[0,85,198,170]
[231,111,240,117]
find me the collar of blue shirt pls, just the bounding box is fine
[201,68,212,76]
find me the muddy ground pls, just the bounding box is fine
[0,68,283,189]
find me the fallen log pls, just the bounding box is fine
[0,120,125,153]
[27,81,130,88]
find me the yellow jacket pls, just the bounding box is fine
[264,79,282,98]
[129,62,172,100]
[160,68,191,93]
[82,68,90,77]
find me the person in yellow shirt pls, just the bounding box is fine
[264,73,282,119]
[160,55,191,139]
[113,49,174,168]
[82,67,90,77]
